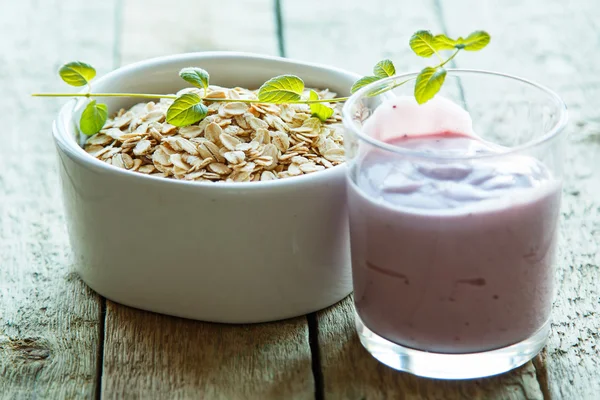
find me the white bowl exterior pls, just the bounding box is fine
[53,52,358,323]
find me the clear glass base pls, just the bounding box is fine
[355,312,549,380]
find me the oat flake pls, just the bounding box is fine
[85,86,345,182]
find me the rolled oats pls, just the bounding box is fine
[220,133,242,151]
[85,85,346,182]
[179,125,203,139]
[208,162,232,175]
[260,171,277,181]
[271,131,290,153]
[224,150,245,165]
[170,154,190,170]
[221,102,249,116]
[133,139,152,156]
[323,148,345,164]
[204,122,223,144]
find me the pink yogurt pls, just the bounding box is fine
[348,96,561,353]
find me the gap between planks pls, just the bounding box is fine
[307,313,325,400]
[95,300,107,400]
[273,1,324,398]
[282,0,551,398]
[96,2,125,399]
[274,0,287,57]
[98,2,314,399]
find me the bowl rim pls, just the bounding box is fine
[53,51,360,189]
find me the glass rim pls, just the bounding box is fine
[341,69,569,161]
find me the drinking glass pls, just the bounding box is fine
[341,70,568,379]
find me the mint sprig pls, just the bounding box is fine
[373,60,396,78]
[414,67,447,104]
[257,75,305,103]
[58,62,108,134]
[179,67,210,96]
[351,30,490,104]
[456,31,491,51]
[80,100,108,135]
[33,30,490,134]
[351,59,397,93]
[59,61,96,87]
[409,31,440,58]
[351,76,381,94]
[431,34,457,51]
[309,90,334,122]
[166,93,208,126]
[409,30,490,104]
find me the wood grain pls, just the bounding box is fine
[317,297,543,400]
[119,0,279,65]
[439,1,600,398]
[283,0,555,398]
[283,0,437,76]
[100,2,315,399]
[102,303,313,399]
[0,0,119,398]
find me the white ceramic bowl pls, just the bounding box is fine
[52,52,359,323]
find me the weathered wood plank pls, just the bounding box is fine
[318,297,543,400]
[102,304,313,399]
[283,0,435,75]
[120,0,279,65]
[283,0,548,398]
[0,0,119,398]
[440,1,600,399]
[100,2,315,399]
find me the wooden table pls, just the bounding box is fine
[2,0,599,398]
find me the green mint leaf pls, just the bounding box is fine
[309,90,334,122]
[166,93,208,127]
[351,76,381,94]
[59,61,96,87]
[432,34,458,50]
[179,67,210,93]
[80,100,108,135]
[257,75,304,103]
[458,31,491,51]
[373,60,396,78]
[414,67,447,105]
[409,30,438,57]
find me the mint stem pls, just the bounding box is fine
[207,97,349,104]
[433,49,444,64]
[31,93,179,100]
[439,49,460,68]
[31,92,349,104]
